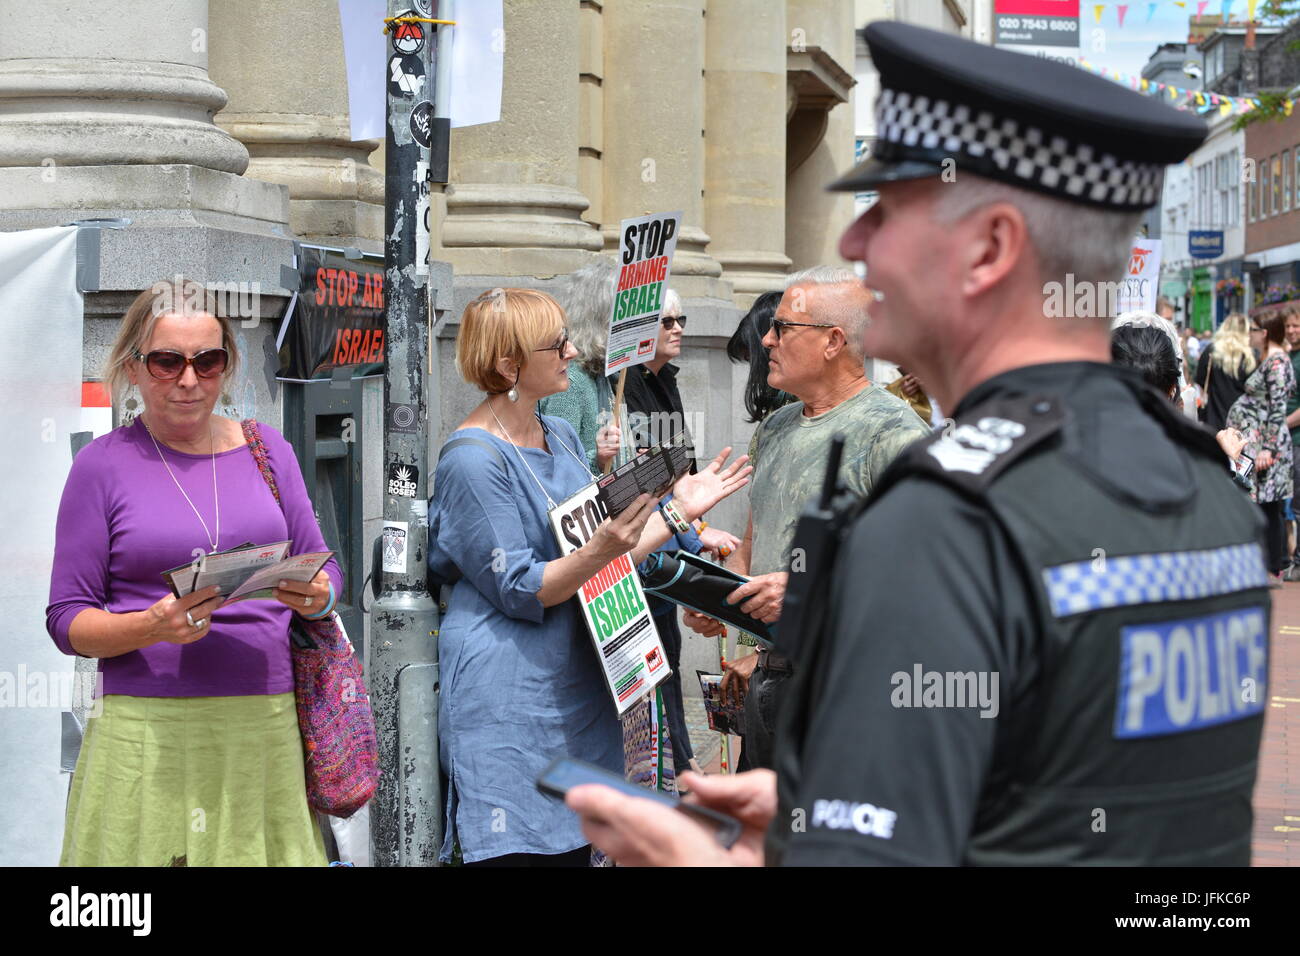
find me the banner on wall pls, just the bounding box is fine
[276,245,386,383]
[0,226,84,865]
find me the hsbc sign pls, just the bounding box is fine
[1116,239,1162,314]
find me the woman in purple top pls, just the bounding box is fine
[46,277,343,866]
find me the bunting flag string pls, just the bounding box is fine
[1076,55,1284,117]
[1059,0,1282,30]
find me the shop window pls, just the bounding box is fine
[1286,149,1293,213]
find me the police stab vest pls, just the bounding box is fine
[825,379,1267,865]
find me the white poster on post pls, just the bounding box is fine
[604,211,682,377]
[0,226,84,865]
[341,0,504,142]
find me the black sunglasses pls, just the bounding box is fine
[535,328,570,354]
[134,347,229,381]
[661,314,687,330]
[771,319,836,341]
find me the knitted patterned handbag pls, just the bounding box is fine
[243,419,379,818]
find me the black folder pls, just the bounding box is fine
[639,551,775,646]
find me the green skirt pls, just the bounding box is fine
[61,693,327,867]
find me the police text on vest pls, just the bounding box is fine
[811,800,897,839]
[1115,606,1267,738]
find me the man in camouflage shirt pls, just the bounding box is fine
[685,265,929,770]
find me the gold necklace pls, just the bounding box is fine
[144,419,221,554]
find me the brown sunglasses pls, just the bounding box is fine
[134,348,229,381]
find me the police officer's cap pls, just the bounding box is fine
[830,22,1208,211]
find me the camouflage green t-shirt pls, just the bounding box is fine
[748,383,930,576]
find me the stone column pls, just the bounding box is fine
[705,0,792,301]
[784,0,858,271]
[209,0,384,250]
[602,0,728,300]
[0,0,247,174]
[0,0,290,288]
[0,0,293,462]
[439,0,603,276]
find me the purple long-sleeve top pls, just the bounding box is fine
[45,417,343,697]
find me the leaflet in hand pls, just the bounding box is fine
[162,540,334,605]
[697,671,745,736]
[597,435,693,518]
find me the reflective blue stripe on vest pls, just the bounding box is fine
[1115,606,1268,738]
[1041,543,1268,619]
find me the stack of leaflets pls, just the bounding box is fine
[697,670,746,736]
[597,434,693,518]
[162,540,333,605]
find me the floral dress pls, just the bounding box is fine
[1226,350,1295,503]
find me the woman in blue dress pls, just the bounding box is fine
[431,287,751,865]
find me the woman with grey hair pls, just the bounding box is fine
[1112,311,1197,416]
[538,259,622,470]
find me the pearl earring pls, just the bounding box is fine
[507,368,520,403]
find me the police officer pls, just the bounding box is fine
[566,21,1270,866]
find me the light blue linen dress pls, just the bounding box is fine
[430,415,623,862]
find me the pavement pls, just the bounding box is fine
[1253,580,1300,866]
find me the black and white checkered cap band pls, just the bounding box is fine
[876,88,1164,208]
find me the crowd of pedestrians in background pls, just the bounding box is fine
[1168,297,1300,584]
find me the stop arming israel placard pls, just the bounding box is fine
[604,211,683,376]
[548,483,670,716]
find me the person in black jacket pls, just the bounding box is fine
[1196,313,1256,431]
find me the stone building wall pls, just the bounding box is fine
[0,0,862,708]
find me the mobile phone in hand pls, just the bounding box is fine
[537,756,743,849]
